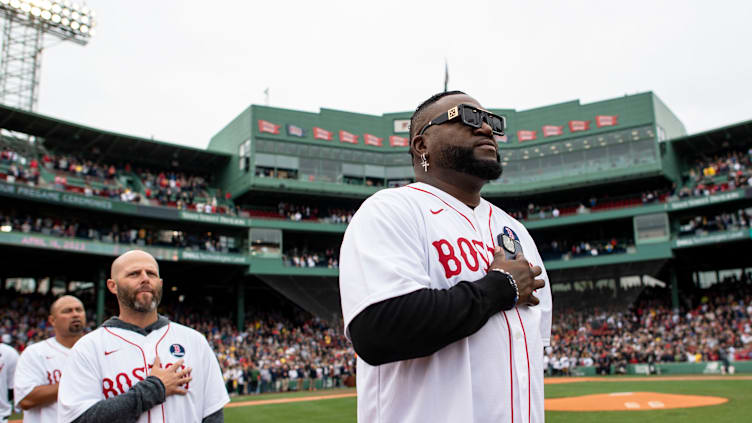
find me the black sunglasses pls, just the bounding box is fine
[417,104,506,136]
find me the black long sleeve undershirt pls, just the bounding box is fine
[349,271,517,366]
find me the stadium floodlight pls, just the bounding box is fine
[0,0,96,111]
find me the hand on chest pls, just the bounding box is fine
[100,328,194,398]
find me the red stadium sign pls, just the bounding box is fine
[596,115,619,127]
[313,127,333,141]
[568,120,590,132]
[517,130,537,142]
[258,120,280,134]
[389,135,409,147]
[542,125,564,137]
[363,133,383,146]
[339,130,359,144]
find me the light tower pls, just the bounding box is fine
[0,0,96,112]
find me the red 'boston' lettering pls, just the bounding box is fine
[53,369,62,383]
[432,239,462,278]
[472,240,491,270]
[132,366,145,381]
[457,238,479,271]
[102,378,118,399]
[115,372,133,394]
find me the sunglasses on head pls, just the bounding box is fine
[417,104,506,137]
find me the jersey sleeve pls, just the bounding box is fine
[57,337,102,423]
[199,335,229,418]
[339,191,432,338]
[13,345,44,407]
[4,345,19,387]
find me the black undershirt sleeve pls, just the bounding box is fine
[348,271,517,366]
[202,408,224,422]
[71,376,165,423]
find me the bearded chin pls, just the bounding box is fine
[119,287,161,312]
[436,145,503,181]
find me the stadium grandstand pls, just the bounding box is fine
[1,91,751,397]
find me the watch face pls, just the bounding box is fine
[501,234,516,254]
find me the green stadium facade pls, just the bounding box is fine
[1,91,751,333]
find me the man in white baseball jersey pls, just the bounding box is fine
[58,250,229,422]
[14,295,86,422]
[0,337,19,422]
[340,91,552,422]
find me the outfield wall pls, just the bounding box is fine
[569,361,752,376]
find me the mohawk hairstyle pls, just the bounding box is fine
[408,90,466,159]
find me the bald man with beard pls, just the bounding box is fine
[58,250,229,423]
[14,295,86,423]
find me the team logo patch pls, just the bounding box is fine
[502,226,519,241]
[169,344,186,358]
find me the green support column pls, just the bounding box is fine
[237,280,245,331]
[97,268,106,325]
[670,269,679,310]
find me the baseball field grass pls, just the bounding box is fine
[223,376,752,423]
[9,376,750,422]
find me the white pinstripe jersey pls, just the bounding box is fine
[14,337,71,423]
[0,343,19,419]
[340,182,552,423]
[57,320,229,423]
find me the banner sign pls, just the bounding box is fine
[363,133,383,146]
[389,135,409,147]
[495,134,508,143]
[393,119,410,133]
[542,125,564,137]
[596,115,619,127]
[258,120,280,134]
[339,130,359,144]
[517,130,537,142]
[313,127,333,140]
[0,231,250,264]
[286,124,305,137]
[568,120,590,132]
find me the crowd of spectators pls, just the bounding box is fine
[2,144,230,213]
[547,276,752,376]
[678,207,752,237]
[139,169,215,207]
[282,248,339,268]
[0,292,355,396]
[1,273,749,394]
[0,210,241,253]
[539,238,630,261]
[680,148,752,196]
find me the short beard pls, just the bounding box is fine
[118,283,162,313]
[68,321,84,334]
[435,144,503,181]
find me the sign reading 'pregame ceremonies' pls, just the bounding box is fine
[569,120,590,132]
[313,127,333,140]
[258,119,280,134]
[389,135,409,147]
[286,124,305,137]
[363,133,383,146]
[339,130,359,144]
[517,130,537,142]
[542,125,564,137]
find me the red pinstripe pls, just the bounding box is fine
[515,307,531,423]
[406,185,476,230]
[104,327,151,423]
[488,206,495,249]
[155,323,171,423]
[501,311,514,423]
